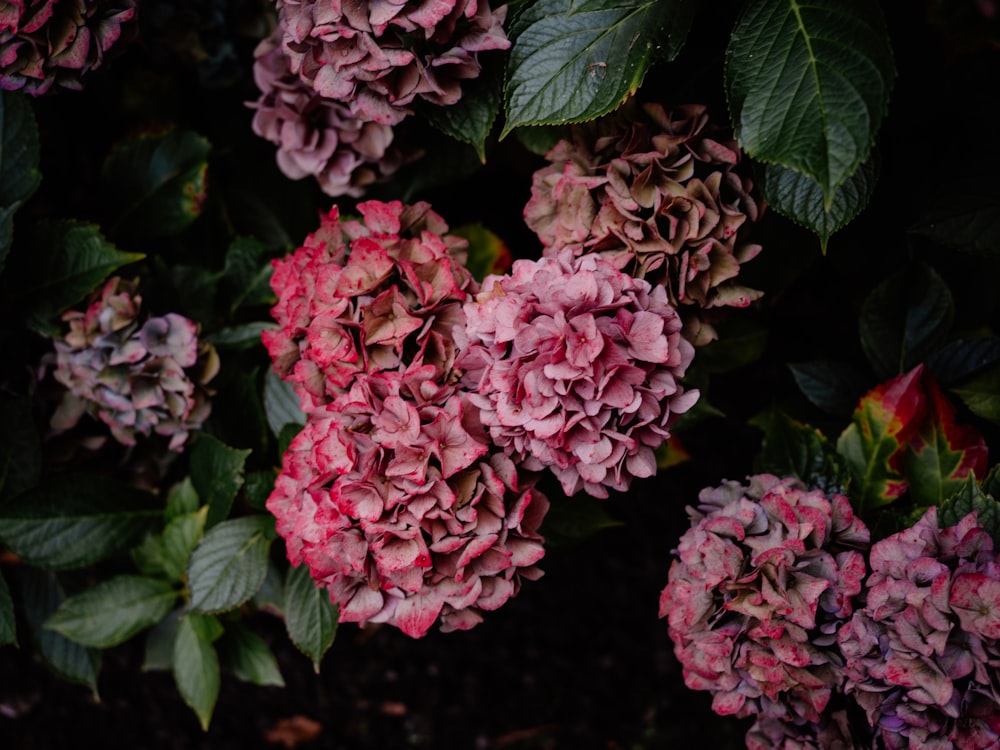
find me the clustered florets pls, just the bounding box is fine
[458,249,698,499]
[659,475,871,734]
[838,507,1000,749]
[48,276,217,451]
[0,0,136,95]
[262,199,475,415]
[524,102,763,328]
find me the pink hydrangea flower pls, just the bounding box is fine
[275,0,510,125]
[48,277,217,451]
[838,508,1000,750]
[457,248,698,498]
[266,363,549,637]
[745,709,858,750]
[262,199,476,414]
[1,0,136,95]
[659,475,870,726]
[524,102,763,317]
[250,28,414,198]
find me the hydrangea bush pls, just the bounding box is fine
[0,0,998,744]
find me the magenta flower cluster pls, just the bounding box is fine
[523,103,763,329]
[48,276,216,451]
[261,199,475,415]
[458,249,698,499]
[1,0,135,95]
[838,507,1000,749]
[659,475,871,736]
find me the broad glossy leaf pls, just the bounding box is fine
[166,477,200,519]
[761,157,878,251]
[173,613,221,731]
[0,395,41,503]
[102,128,211,240]
[927,336,1000,387]
[221,236,275,314]
[940,474,1000,545]
[859,261,954,381]
[751,408,846,493]
[726,0,894,205]
[283,563,338,673]
[142,607,182,672]
[951,365,1000,425]
[264,369,306,438]
[161,506,209,582]
[187,515,273,613]
[218,622,285,687]
[45,575,178,649]
[836,365,926,514]
[423,52,503,161]
[0,570,15,646]
[787,359,871,418]
[243,470,276,512]
[903,372,988,507]
[909,181,1000,255]
[190,434,251,528]
[0,475,161,570]
[503,0,697,134]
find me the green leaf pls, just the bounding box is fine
[3,220,144,335]
[142,607,182,672]
[102,128,211,240]
[218,622,285,687]
[283,563,338,673]
[939,474,1000,545]
[0,475,161,570]
[787,359,871,418]
[220,236,275,314]
[750,408,846,493]
[694,317,769,374]
[423,52,503,162]
[21,568,100,694]
[761,157,878,251]
[725,0,895,206]
[927,336,1000,387]
[277,422,303,458]
[173,613,221,731]
[0,395,41,503]
[190,434,251,528]
[908,180,1000,255]
[187,515,273,613]
[264,369,306,438]
[858,261,954,381]
[450,223,513,282]
[903,372,988,508]
[951,365,1000,425]
[161,506,209,582]
[503,0,697,134]
[983,464,1000,501]
[539,493,624,550]
[0,570,16,647]
[166,477,201,520]
[207,321,277,351]
[243,470,276,512]
[45,575,178,649]
[0,91,42,271]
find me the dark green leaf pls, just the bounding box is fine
[0,475,161,570]
[102,128,211,240]
[951,365,1000,425]
[220,236,275,314]
[982,464,1000,501]
[0,395,41,503]
[725,0,895,205]
[143,607,182,672]
[423,52,503,161]
[909,181,1000,255]
[187,515,273,613]
[859,261,954,381]
[173,613,221,731]
[218,622,285,687]
[264,369,305,438]
[513,123,568,156]
[45,575,178,649]
[243,470,276,512]
[0,91,41,270]
[939,474,1000,545]
[787,359,871,417]
[190,434,251,528]
[750,408,847,493]
[927,337,1000,387]
[277,422,303,458]
[694,317,768,374]
[0,570,15,647]
[21,568,100,694]
[283,563,338,673]
[166,477,201,520]
[253,560,285,616]
[207,322,276,351]
[161,507,208,582]
[539,493,624,550]
[451,223,512,282]
[504,0,697,134]
[761,157,878,251]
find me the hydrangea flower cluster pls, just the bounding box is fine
[262,199,475,414]
[745,709,857,750]
[0,0,136,95]
[250,28,411,198]
[458,248,698,498]
[838,507,1000,749]
[48,277,217,451]
[659,475,871,732]
[523,102,763,319]
[274,0,510,126]
[266,363,549,638]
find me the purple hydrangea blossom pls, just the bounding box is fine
[1,0,136,95]
[48,277,217,451]
[837,508,1000,750]
[250,28,414,198]
[523,102,763,318]
[266,363,549,638]
[262,199,476,415]
[274,0,510,126]
[745,709,859,750]
[659,475,870,727]
[457,248,698,498]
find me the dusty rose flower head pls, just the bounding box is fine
[524,102,763,315]
[659,475,870,725]
[275,0,510,125]
[1,0,136,95]
[250,28,414,198]
[266,363,549,637]
[262,199,476,414]
[48,277,218,451]
[838,507,1000,750]
[457,248,698,498]
[746,709,859,750]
